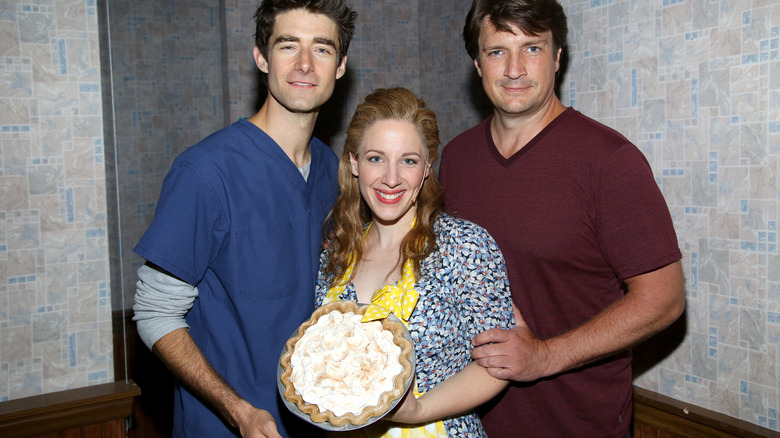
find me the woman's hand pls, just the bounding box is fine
[385,377,424,424]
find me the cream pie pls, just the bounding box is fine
[279,301,414,427]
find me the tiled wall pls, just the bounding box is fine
[1,0,777,433]
[106,0,227,310]
[556,0,779,431]
[0,0,114,400]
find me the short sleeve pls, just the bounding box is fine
[596,145,681,280]
[444,219,516,338]
[133,162,229,286]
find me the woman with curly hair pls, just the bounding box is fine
[315,87,516,437]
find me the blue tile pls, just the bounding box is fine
[79,83,100,93]
[66,188,74,223]
[742,53,758,64]
[69,333,77,367]
[58,40,67,75]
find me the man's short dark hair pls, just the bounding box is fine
[254,0,357,63]
[463,0,568,61]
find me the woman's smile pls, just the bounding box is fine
[375,189,406,204]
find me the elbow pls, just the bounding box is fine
[669,285,686,323]
[659,260,687,327]
[661,276,686,329]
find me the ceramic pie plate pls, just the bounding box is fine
[277,301,415,431]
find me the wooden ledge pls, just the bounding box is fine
[0,380,140,438]
[633,386,779,438]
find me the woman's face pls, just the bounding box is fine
[350,119,430,227]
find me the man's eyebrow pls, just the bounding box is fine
[273,35,337,49]
[524,38,550,46]
[273,35,299,45]
[314,37,337,48]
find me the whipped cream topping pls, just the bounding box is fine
[290,310,403,417]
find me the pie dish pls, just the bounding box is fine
[278,300,415,429]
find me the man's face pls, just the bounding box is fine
[475,19,561,119]
[254,9,347,114]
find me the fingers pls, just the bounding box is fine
[484,366,511,380]
[472,327,509,346]
[472,335,513,362]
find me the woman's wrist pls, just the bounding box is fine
[388,390,424,424]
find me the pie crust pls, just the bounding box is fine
[279,301,414,426]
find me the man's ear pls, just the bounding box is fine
[254,46,269,74]
[336,55,347,80]
[474,57,483,77]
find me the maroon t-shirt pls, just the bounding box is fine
[439,108,681,438]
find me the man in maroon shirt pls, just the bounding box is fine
[438,1,686,436]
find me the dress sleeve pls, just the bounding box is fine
[451,221,516,339]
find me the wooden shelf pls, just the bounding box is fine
[0,381,140,438]
[633,386,779,438]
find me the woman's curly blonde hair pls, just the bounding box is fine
[323,87,444,282]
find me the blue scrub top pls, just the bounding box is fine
[134,119,338,437]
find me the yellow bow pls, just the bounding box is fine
[361,258,418,326]
[325,221,420,326]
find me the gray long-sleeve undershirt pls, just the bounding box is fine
[133,264,198,350]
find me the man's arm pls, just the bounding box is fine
[134,264,281,438]
[472,260,685,381]
[152,329,281,438]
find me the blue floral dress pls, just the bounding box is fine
[315,213,515,437]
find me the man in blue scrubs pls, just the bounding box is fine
[132,1,357,436]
